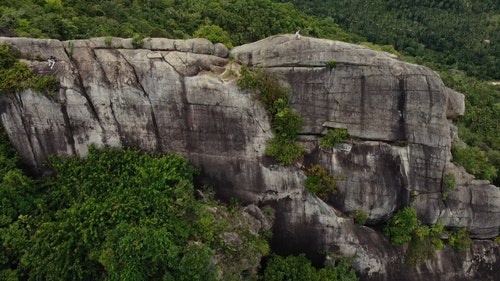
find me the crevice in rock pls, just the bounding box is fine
[108,99,124,145]
[360,75,366,134]
[162,55,191,152]
[397,76,407,141]
[59,98,76,155]
[16,96,37,166]
[67,47,105,139]
[120,54,162,151]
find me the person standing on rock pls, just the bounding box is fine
[48,56,56,69]
[295,29,301,40]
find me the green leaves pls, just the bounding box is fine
[193,24,233,48]
[384,207,472,266]
[319,128,349,148]
[304,164,340,201]
[263,254,358,281]
[238,66,304,165]
[384,206,419,245]
[0,44,60,97]
[0,146,272,280]
[452,146,497,183]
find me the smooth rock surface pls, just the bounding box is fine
[0,35,498,281]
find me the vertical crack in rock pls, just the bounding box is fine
[108,98,124,145]
[424,75,434,125]
[162,56,191,151]
[65,46,106,142]
[59,94,76,155]
[15,95,37,165]
[121,54,162,151]
[77,76,102,125]
[360,75,366,133]
[397,76,407,141]
[95,49,120,145]
[179,76,192,151]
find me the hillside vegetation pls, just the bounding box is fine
[284,0,500,80]
[0,1,498,279]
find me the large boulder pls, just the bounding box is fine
[0,35,498,280]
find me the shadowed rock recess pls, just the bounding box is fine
[0,35,498,280]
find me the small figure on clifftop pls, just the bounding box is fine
[48,56,56,69]
[295,29,301,40]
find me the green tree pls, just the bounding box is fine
[263,254,358,281]
[384,206,419,245]
[193,24,233,48]
[0,147,269,280]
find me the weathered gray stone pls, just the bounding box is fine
[0,35,498,281]
[143,37,175,50]
[214,42,229,58]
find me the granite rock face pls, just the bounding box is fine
[0,35,498,280]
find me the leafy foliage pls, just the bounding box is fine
[384,207,472,266]
[448,228,472,252]
[443,173,456,190]
[265,138,304,166]
[131,34,143,49]
[285,0,500,80]
[0,44,60,96]
[304,164,339,201]
[320,128,349,148]
[263,254,358,281]
[440,72,500,185]
[326,60,337,70]
[452,146,497,183]
[193,24,233,48]
[238,65,304,165]
[384,206,419,245]
[0,0,356,45]
[0,146,269,280]
[353,210,367,226]
[406,223,445,266]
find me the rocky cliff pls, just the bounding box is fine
[0,35,498,280]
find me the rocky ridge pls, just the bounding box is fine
[0,35,498,280]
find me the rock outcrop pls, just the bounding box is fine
[0,35,498,280]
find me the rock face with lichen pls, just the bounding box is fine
[0,35,498,281]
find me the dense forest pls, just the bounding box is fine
[0,0,499,280]
[283,0,500,80]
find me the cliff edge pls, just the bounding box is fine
[0,35,498,280]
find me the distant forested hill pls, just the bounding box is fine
[0,0,357,46]
[280,0,500,80]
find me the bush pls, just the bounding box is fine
[263,254,358,281]
[320,128,349,148]
[406,223,445,266]
[443,173,456,190]
[384,207,419,245]
[0,44,60,96]
[193,24,233,48]
[131,34,143,48]
[326,60,337,69]
[0,147,270,280]
[305,164,339,201]
[265,138,304,166]
[0,44,17,69]
[452,146,497,183]
[238,66,304,165]
[32,76,60,96]
[0,62,33,94]
[448,228,472,252]
[353,210,367,226]
[104,36,113,47]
